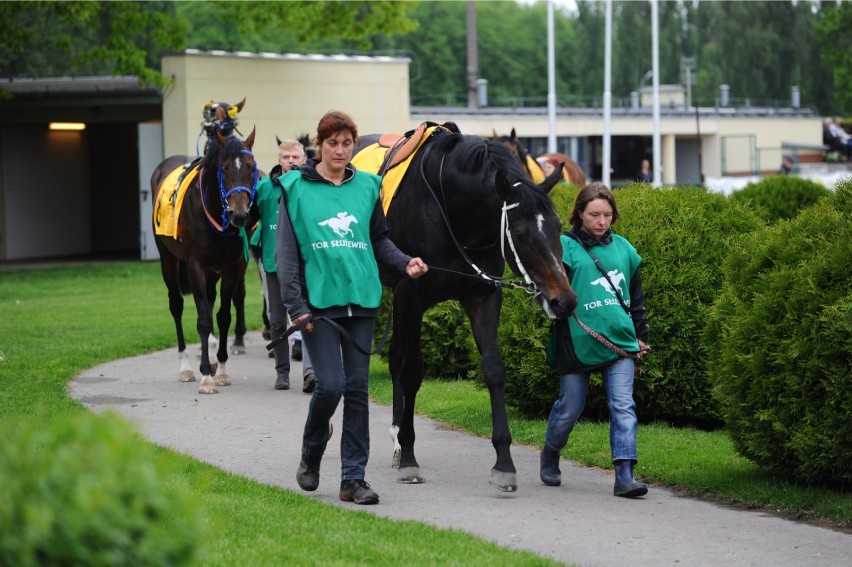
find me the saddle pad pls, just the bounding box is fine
[351,124,445,214]
[153,164,198,238]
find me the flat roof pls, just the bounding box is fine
[179,48,411,64]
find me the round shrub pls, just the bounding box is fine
[0,411,201,567]
[729,175,831,222]
[706,180,852,488]
[375,290,475,379]
[492,184,764,426]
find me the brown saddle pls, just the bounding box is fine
[376,121,460,175]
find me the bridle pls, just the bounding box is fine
[199,147,258,232]
[417,143,545,300]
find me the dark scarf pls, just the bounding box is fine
[567,225,613,247]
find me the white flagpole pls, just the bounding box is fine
[651,0,662,186]
[547,0,557,153]
[603,0,612,187]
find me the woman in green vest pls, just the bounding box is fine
[541,182,652,498]
[276,110,428,505]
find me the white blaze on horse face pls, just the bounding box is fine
[536,213,545,234]
[233,156,242,171]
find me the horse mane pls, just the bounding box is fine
[200,135,246,170]
[429,134,553,217]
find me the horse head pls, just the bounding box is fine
[494,156,577,319]
[213,127,257,229]
[202,98,245,140]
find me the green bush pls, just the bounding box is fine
[0,412,201,567]
[492,185,764,426]
[375,291,475,379]
[706,180,852,488]
[730,175,831,222]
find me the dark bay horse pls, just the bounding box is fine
[151,128,258,394]
[376,131,578,492]
[496,128,587,187]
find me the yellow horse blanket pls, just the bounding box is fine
[153,164,199,238]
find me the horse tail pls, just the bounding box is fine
[178,261,191,296]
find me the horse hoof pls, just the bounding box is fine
[178,371,196,382]
[397,466,424,484]
[391,448,401,468]
[489,470,517,493]
[214,375,231,386]
[198,384,219,394]
[230,345,246,355]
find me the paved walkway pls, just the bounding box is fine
[69,332,851,567]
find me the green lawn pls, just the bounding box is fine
[0,261,849,566]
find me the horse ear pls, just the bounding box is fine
[510,127,517,142]
[234,98,246,113]
[245,127,256,150]
[275,135,282,147]
[539,162,564,194]
[492,129,499,139]
[494,170,519,203]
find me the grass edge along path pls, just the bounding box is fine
[0,262,563,567]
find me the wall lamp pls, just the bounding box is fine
[49,122,86,131]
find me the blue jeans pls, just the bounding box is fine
[301,315,374,481]
[544,357,639,463]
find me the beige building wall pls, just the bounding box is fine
[162,51,412,171]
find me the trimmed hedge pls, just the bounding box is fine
[729,175,832,222]
[0,412,200,566]
[706,180,852,488]
[375,292,475,380]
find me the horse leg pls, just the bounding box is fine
[461,290,517,492]
[204,274,220,372]
[230,260,247,355]
[157,248,195,382]
[188,262,217,394]
[212,270,240,387]
[389,279,427,484]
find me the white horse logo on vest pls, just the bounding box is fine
[319,211,359,238]
[591,269,626,296]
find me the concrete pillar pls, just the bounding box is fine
[662,134,676,185]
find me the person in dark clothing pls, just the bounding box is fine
[276,110,428,505]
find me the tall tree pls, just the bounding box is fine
[0,1,187,91]
[814,0,852,114]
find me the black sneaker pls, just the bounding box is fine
[291,340,303,361]
[296,455,321,492]
[339,479,379,505]
[302,373,316,394]
[274,375,290,390]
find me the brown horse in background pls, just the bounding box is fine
[151,127,258,394]
[495,128,587,187]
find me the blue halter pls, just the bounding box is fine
[201,148,258,232]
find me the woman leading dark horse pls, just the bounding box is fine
[276,111,428,505]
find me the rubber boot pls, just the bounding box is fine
[613,459,648,497]
[540,445,562,486]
